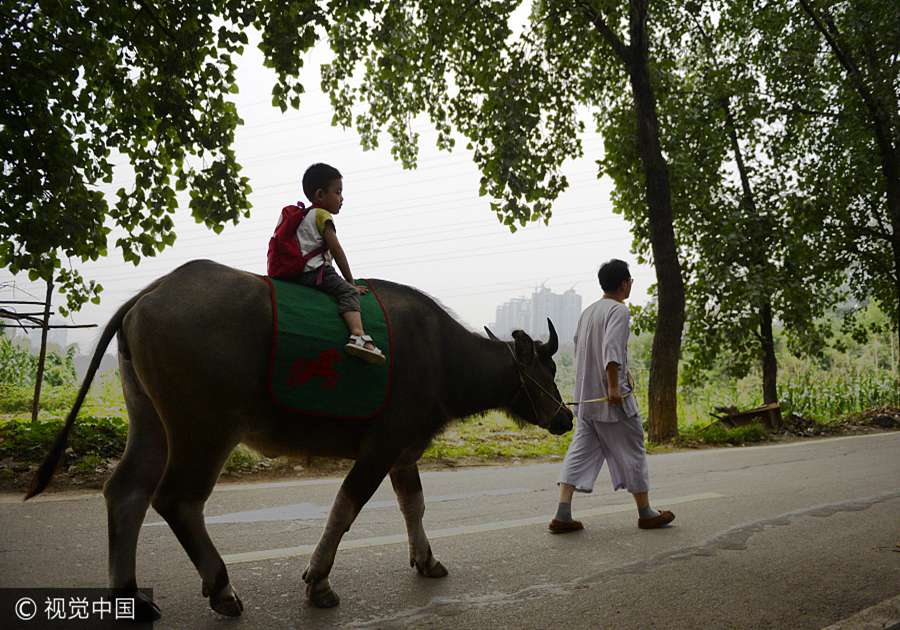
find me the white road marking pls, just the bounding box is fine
[143,487,532,527]
[222,492,724,565]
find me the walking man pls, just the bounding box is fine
[549,259,674,533]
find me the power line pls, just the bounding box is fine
[93,163,607,223]
[0,209,630,291]
[27,262,652,306]
[89,171,615,261]
[165,202,621,248]
[80,222,632,284]
[47,232,633,294]
[94,129,604,201]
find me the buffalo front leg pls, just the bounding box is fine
[390,464,448,578]
[303,447,400,608]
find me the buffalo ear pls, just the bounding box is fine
[511,329,535,364]
[484,326,501,341]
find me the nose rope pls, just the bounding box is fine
[566,393,633,406]
[502,344,569,419]
[520,370,569,416]
[500,343,632,412]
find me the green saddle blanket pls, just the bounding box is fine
[266,278,392,419]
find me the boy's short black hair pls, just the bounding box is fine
[597,259,631,292]
[302,163,342,202]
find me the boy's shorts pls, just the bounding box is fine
[293,265,360,314]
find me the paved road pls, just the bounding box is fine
[2,432,899,629]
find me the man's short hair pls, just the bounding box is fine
[597,259,631,292]
[302,163,342,202]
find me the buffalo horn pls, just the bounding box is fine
[544,318,559,355]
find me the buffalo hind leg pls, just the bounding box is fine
[303,444,402,608]
[390,464,448,578]
[102,358,166,621]
[151,431,244,617]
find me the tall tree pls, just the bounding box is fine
[754,0,899,352]
[643,2,845,405]
[0,0,325,312]
[575,1,686,440]
[313,0,686,439]
[618,0,894,405]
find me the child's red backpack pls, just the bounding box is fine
[267,202,328,279]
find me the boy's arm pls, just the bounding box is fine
[322,224,367,293]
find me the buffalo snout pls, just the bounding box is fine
[548,408,574,435]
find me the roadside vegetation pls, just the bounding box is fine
[1,304,897,491]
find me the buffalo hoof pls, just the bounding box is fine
[210,584,244,617]
[133,591,162,622]
[415,558,449,578]
[305,577,340,608]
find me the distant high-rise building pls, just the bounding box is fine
[530,287,554,340]
[556,289,582,345]
[494,297,530,338]
[489,287,582,345]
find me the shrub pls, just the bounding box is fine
[675,421,770,446]
[70,453,105,475]
[0,384,78,413]
[43,345,78,387]
[0,335,37,386]
[0,416,128,462]
[224,445,263,473]
[0,417,270,478]
[0,336,78,387]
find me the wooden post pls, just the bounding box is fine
[30,280,53,423]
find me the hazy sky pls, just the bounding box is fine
[2,32,653,352]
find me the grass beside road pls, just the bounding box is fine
[2,359,899,492]
[423,412,571,460]
[3,407,898,493]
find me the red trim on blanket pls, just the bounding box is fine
[263,276,280,413]
[263,276,394,421]
[366,279,395,416]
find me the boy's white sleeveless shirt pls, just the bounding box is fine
[295,207,333,271]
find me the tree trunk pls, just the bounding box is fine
[859,79,900,371]
[720,98,782,404]
[759,300,778,405]
[31,280,53,423]
[627,0,685,441]
[880,146,900,371]
[581,0,686,440]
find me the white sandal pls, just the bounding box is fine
[345,334,386,364]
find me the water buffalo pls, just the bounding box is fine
[26,259,573,619]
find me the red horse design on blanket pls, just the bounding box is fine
[287,348,342,389]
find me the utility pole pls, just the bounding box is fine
[30,280,53,423]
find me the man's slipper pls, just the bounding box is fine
[548,518,584,534]
[638,510,675,529]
